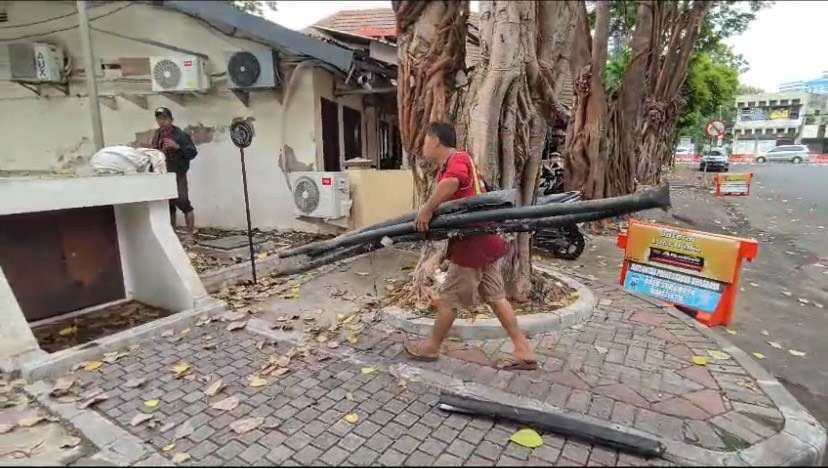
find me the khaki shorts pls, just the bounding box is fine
[439,259,506,309]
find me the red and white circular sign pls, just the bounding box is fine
[705,120,726,137]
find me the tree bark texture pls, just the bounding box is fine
[393,1,469,307]
[564,1,609,200]
[604,0,709,195]
[455,1,569,302]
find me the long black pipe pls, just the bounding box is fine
[284,184,670,260]
[276,209,623,276]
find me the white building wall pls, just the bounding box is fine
[0,1,357,230]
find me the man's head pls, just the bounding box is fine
[154,107,173,128]
[423,121,456,163]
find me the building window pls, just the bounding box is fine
[788,128,796,134]
[378,121,403,170]
[792,99,800,104]
[734,129,742,135]
[769,100,777,106]
[736,102,744,108]
[748,101,755,107]
[765,128,773,135]
[745,129,753,135]
[320,98,341,172]
[342,106,362,161]
[776,128,785,134]
[758,101,766,106]
[780,99,789,105]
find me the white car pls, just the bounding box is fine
[755,145,810,163]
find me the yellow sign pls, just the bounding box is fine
[716,172,752,195]
[626,223,741,283]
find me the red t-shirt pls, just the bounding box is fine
[437,151,508,268]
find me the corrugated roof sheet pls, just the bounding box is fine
[164,1,353,72]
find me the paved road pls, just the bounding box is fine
[718,164,828,431]
[568,163,828,443]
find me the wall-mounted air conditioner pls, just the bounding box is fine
[149,55,209,92]
[0,42,65,82]
[289,172,350,219]
[224,50,279,89]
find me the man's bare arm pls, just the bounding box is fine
[416,177,460,232]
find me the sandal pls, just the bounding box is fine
[404,339,440,362]
[495,355,539,370]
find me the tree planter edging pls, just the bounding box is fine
[384,265,595,340]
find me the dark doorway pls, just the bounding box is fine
[321,98,341,171]
[0,206,125,321]
[343,106,363,160]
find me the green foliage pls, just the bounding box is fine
[677,51,740,148]
[737,84,766,95]
[227,1,277,17]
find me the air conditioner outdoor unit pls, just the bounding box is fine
[149,55,209,92]
[289,172,351,219]
[0,42,65,82]
[224,50,279,89]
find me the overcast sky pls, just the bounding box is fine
[267,1,828,92]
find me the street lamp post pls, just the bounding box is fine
[76,0,104,150]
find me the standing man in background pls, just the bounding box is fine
[152,107,198,243]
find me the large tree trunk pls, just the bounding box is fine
[393,1,469,307]
[455,1,569,301]
[604,0,709,194]
[564,1,609,200]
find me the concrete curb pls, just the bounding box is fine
[20,298,227,382]
[658,297,827,466]
[383,266,595,340]
[24,381,168,467]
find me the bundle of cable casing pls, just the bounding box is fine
[277,184,671,275]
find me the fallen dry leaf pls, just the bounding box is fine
[171,363,191,378]
[327,341,340,349]
[788,349,807,357]
[725,329,737,335]
[361,367,376,375]
[343,413,359,424]
[691,356,708,366]
[768,341,782,349]
[227,321,247,331]
[130,413,153,427]
[230,417,263,434]
[761,330,769,337]
[161,329,174,338]
[594,346,608,354]
[124,377,148,389]
[17,414,45,427]
[171,453,191,464]
[174,420,194,440]
[59,436,81,448]
[81,361,103,372]
[708,350,731,361]
[59,326,78,337]
[345,392,354,401]
[210,396,239,411]
[79,393,109,409]
[752,352,766,360]
[49,376,75,397]
[782,291,792,297]
[144,399,160,409]
[248,375,267,388]
[510,428,544,449]
[162,443,175,453]
[180,328,191,336]
[205,379,224,397]
[102,351,127,364]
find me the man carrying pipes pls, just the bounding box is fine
[404,122,538,370]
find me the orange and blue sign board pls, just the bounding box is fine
[714,173,753,196]
[617,220,758,327]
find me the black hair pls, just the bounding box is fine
[425,121,456,148]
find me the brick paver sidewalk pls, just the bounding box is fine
[30,268,819,466]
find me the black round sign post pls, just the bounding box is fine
[230,118,257,284]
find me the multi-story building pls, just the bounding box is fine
[731,91,812,156]
[778,71,828,94]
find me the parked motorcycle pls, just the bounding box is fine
[534,157,587,260]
